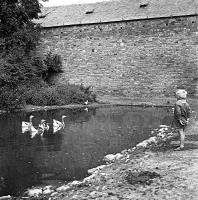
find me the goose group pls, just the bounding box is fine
[22,115,67,138]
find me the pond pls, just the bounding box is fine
[0,106,173,196]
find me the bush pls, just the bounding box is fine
[55,83,96,104]
[0,79,43,109]
[44,52,63,73]
[25,83,96,106]
[26,86,60,106]
[0,87,23,110]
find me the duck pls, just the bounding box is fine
[84,100,89,105]
[22,115,34,133]
[84,107,89,112]
[53,115,67,133]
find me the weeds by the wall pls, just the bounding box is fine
[25,83,96,106]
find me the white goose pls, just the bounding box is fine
[22,115,34,133]
[53,115,67,133]
[38,120,49,132]
[30,119,46,138]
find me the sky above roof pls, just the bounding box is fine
[41,0,111,7]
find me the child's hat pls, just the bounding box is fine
[176,89,187,99]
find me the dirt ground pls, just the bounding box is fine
[48,119,198,200]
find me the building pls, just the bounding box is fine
[37,0,198,98]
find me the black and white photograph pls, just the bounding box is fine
[0,0,198,199]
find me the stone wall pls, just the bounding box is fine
[39,16,198,98]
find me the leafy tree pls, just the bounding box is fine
[0,0,43,54]
[0,0,48,109]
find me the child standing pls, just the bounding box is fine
[172,89,191,150]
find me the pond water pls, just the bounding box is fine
[0,106,173,196]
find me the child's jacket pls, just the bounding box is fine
[173,99,191,128]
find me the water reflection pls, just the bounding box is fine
[0,106,172,196]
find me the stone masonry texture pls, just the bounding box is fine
[39,16,198,98]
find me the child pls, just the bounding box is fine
[172,89,191,150]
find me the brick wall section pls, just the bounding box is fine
[39,16,198,98]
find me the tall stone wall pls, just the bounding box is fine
[39,16,198,98]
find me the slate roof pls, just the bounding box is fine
[37,0,198,27]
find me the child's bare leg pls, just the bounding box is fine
[179,128,185,148]
[174,128,185,150]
